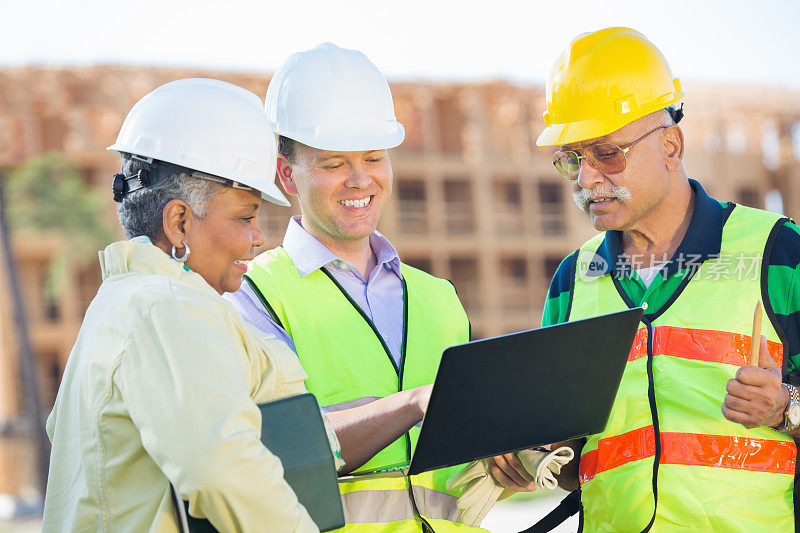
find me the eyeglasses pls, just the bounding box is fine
[552,126,668,181]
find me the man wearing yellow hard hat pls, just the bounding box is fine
[537,28,800,531]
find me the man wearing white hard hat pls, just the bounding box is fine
[225,44,533,531]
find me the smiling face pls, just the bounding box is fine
[564,114,674,232]
[182,187,265,294]
[278,144,392,251]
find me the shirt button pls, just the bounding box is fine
[642,302,649,311]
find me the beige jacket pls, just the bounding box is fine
[43,238,319,532]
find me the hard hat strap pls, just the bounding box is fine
[112,159,254,202]
[112,169,149,202]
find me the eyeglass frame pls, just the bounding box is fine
[552,125,669,181]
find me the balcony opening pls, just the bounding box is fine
[538,182,566,235]
[396,178,428,234]
[493,178,524,236]
[444,179,474,234]
[449,257,480,313]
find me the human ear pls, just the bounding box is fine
[277,154,299,195]
[161,199,192,249]
[663,125,684,171]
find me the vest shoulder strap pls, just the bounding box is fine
[246,246,299,334]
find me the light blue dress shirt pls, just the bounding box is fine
[225,216,406,366]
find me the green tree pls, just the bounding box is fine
[1,153,115,493]
[6,153,115,297]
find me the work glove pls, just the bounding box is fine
[445,447,575,527]
[516,446,574,490]
[445,460,505,526]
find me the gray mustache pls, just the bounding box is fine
[573,186,633,211]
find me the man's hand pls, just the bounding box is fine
[722,335,788,429]
[329,384,433,474]
[488,453,538,492]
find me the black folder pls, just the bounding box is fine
[179,393,345,532]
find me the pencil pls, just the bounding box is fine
[750,300,763,366]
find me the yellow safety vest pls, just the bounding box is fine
[569,204,796,532]
[246,247,486,532]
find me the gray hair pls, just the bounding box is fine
[651,105,683,127]
[116,156,225,240]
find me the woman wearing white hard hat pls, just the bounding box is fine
[42,78,339,532]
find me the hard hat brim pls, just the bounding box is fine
[107,144,291,207]
[536,118,615,148]
[536,92,684,147]
[278,123,405,153]
[260,181,291,207]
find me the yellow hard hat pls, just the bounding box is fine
[536,27,684,147]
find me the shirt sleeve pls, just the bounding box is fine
[766,221,800,374]
[542,252,576,327]
[224,280,297,352]
[115,288,318,533]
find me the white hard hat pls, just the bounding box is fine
[108,78,289,206]
[265,43,404,151]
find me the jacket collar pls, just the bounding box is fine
[99,236,218,294]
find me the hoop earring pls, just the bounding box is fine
[171,241,190,263]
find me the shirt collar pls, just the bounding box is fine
[589,179,725,278]
[282,215,402,278]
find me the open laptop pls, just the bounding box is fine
[343,307,643,478]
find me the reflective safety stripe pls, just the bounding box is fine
[324,396,383,412]
[411,484,461,522]
[580,425,797,483]
[341,489,414,523]
[627,326,783,367]
[341,486,459,524]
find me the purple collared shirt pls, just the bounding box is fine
[225,216,405,365]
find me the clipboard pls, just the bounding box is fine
[176,393,345,532]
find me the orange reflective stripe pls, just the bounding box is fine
[577,449,598,486]
[663,432,796,472]
[579,426,796,484]
[628,327,648,361]
[627,326,783,367]
[579,425,655,484]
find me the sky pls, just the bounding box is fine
[3,0,800,89]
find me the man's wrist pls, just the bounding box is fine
[405,387,426,421]
[771,383,800,432]
[768,384,791,429]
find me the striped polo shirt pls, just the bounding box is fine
[543,179,800,374]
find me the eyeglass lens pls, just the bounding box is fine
[553,144,628,180]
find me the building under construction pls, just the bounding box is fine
[0,66,799,499]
